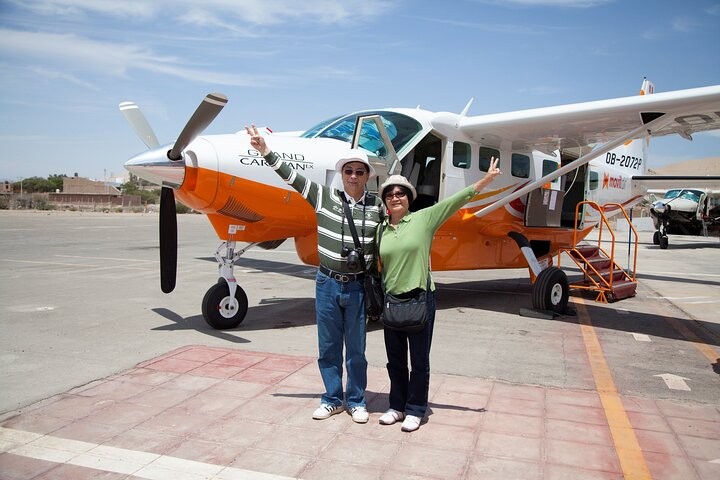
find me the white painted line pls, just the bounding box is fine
[0,427,296,480]
[710,458,720,464]
[56,254,155,263]
[630,333,651,342]
[645,271,720,278]
[653,374,691,391]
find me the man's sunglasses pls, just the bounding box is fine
[343,169,367,176]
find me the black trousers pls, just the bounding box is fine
[383,289,436,417]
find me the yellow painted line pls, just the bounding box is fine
[666,317,720,365]
[576,297,652,480]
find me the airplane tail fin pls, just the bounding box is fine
[640,77,655,96]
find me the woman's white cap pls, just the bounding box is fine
[379,175,417,202]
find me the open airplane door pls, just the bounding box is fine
[350,114,400,193]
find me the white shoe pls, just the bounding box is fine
[312,403,344,420]
[401,415,422,432]
[378,409,405,425]
[349,406,369,424]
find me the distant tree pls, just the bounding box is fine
[47,174,65,192]
[140,189,160,204]
[16,176,52,193]
[121,180,140,195]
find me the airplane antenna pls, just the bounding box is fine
[459,98,474,117]
[456,98,474,127]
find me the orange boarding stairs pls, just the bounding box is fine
[558,201,639,303]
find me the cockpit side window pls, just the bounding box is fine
[301,111,423,157]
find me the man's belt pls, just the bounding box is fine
[319,265,365,283]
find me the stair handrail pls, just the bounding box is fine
[602,202,639,282]
[571,200,617,289]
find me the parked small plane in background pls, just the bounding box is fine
[120,80,720,328]
[649,187,720,248]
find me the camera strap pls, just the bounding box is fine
[339,191,368,272]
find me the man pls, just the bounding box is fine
[245,125,384,423]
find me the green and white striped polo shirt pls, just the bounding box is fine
[265,151,384,273]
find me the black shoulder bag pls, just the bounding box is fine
[340,194,384,319]
[380,270,430,333]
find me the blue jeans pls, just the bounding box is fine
[383,288,436,417]
[315,270,367,409]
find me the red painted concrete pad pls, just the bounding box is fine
[1,345,719,479]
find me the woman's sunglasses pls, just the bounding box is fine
[384,191,407,200]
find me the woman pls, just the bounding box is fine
[377,158,501,432]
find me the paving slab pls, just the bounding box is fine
[2,346,720,480]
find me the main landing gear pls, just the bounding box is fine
[531,266,569,313]
[508,232,570,315]
[201,240,256,329]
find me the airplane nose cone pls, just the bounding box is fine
[651,201,667,214]
[124,148,185,188]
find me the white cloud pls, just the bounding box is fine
[671,16,698,32]
[7,0,395,28]
[471,0,614,7]
[408,15,550,34]
[0,28,275,86]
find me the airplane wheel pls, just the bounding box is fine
[652,231,660,245]
[202,282,248,330]
[532,267,569,314]
[659,235,669,250]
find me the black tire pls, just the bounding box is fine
[659,235,669,250]
[532,267,569,313]
[201,282,248,329]
[652,231,660,245]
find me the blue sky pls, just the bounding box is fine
[1,0,719,182]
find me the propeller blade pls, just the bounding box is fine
[159,186,177,293]
[119,102,160,149]
[168,93,228,160]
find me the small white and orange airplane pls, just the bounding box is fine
[120,80,720,329]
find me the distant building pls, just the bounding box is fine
[0,180,12,195]
[48,175,140,207]
[63,176,121,195]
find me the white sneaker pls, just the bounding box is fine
[312,403,344,420]
[401,415,422,432]
[349,406,369,424]
[378,409,405,425]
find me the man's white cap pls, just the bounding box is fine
[334,149,376,178]
[380,175,417,202]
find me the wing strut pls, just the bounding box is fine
[469,113,670,219]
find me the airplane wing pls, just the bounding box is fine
[633,176,720,191]
[457,85,720,154]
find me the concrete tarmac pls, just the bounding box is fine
[1,210,719,479]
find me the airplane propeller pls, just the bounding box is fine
[120,93,228,294]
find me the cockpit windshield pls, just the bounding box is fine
[301,111,423,157]
[664,189,702,202]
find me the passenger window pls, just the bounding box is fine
[589,171,599,190]
[542,159,560,185]
[511,153,530,178]
[542,159,558,177]
[479,147,500,172]
[453,142,471,169]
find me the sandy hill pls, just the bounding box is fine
[648,157,720,175]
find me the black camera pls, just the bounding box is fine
[341,246,363,271]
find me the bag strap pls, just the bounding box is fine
[339,191,369,272]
